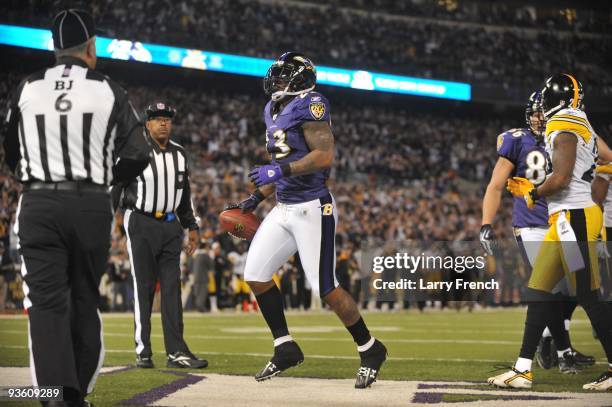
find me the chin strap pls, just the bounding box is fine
[544,101,566,118]
[271,85,315,102]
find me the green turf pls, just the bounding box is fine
[0,307,608,405]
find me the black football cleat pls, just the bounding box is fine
[136,355,154,369]
[535,336,554,370]
[355,339,387,389]
[167,351,208,369]
[573,348,595,367]
[255,341,304,381]
[558,350,581,374]
[550,339,559,367]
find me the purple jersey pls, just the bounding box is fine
[264,91,331,204]
[496,128,549,228]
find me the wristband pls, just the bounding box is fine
[252,189,265,202]
[280,164,292,177]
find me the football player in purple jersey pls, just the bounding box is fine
[232,53,387,388]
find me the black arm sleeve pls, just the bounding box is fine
[109,81,150,184]
[1,80,26,173]
[176,160,198,230]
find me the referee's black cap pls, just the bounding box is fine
[145,102,177,120]
[52,9,96,50]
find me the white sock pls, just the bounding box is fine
[357,337,375,353]
[273,335,293,347]
[210,296,218,311]
[542,327,551,338]
[564,319,570,331]
[557,347,572,358]
[514,357,532,372]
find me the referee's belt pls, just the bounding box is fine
[133,209,176,222]
[24,181,108,194]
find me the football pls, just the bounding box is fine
[219,208,261,241]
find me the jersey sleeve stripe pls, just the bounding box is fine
[547,117,589,128]
[545,119,591,142]
[553,114,589,126]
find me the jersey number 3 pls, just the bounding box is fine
[267,130,291,159]
[525,150,547,186]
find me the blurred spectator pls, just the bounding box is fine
[190,240,214,312]
[2,0,610,90]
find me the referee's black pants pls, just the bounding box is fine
[123,209,190,359]
[17,189,111,404]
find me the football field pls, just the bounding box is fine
[0,307,610,406]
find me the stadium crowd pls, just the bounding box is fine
[2,0,611,91]
[1,69,532,313]
[310,0,610,33]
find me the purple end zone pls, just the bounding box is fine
[412,393,444,404]
[412,391,568,404]
[121,371,205,406]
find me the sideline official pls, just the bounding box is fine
[1,9,149,406]
[113,103,206,369]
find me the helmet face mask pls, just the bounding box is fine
[263,52,316,102]
[525,91,545,140]
[528,110,546,140]
[541,74,583,118]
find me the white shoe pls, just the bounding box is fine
[487,367,533,389]
[582,370,612,391]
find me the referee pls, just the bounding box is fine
[113,103,206,369]
[1,10,149,407]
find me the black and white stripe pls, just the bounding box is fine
[3,57,147,186]
[123,140,189,215]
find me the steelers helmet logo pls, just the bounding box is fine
[309,102,326,120]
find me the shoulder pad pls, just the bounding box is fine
[295,91,329,121]
[502,128,529,138]
[552,107,585,120]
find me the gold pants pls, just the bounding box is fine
[528,205,602,296]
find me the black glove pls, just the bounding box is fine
[229,190,265,213]
[479,224,497,256]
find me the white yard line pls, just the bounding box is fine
[0,330,522,344]
[0,344,608,365]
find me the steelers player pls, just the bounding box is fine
[480,91,592,374]
[232,53,387,388]
[591,163,612,308]
[489,74,612,391]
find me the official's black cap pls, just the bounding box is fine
[52,9,96,50]
[145,102,177,120]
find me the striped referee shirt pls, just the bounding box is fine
[113,137,198,230]
[2,56,149,185]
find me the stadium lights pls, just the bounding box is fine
[0,24,471,101]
